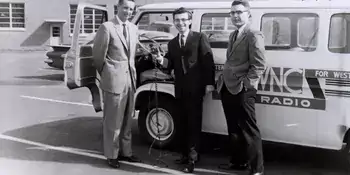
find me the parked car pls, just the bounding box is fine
[44,44,70,70]
[44,33,95,69]
[45,27,174,70]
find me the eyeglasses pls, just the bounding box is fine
[229,10,248,16]
[174,18,190,23]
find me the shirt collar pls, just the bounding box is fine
[237,23,247,35]
[180,30,190,38]
[116,15,129,26]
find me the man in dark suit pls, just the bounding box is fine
[92,0,141,169]
[216,0,266,175]
[156,7,215,173]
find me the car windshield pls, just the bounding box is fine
[135,12,177,41]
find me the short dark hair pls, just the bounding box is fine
[172,7,192,20]
[118,0,135,6]
[231,0,250,9]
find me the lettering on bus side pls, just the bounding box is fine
[258,67,303,94]
[212,65,326,110]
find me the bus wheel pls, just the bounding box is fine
[138,95,178,149]
[342,131,350,170]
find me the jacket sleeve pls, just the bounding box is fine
[244,30,266,90]
[92,24,109,74]
[162,42,174,70]
[199,33,215,86]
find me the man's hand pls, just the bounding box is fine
[205,85,215,94]
[152,50,163,64]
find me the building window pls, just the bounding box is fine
[70,4,106,34]
[0,3,25,29]
[261,13,319,51]
[200,13,236,48]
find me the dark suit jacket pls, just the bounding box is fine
[163,31,215,98]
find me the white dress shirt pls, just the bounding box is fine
[235,23,247,41]
[115,15,129,42]
[179,30,190,47]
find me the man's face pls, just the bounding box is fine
[230,4,250,28]
[117,0,135,22]
[174,12,192,34]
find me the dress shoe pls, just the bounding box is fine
[175,155,200,164]
[182,161,195,173]
[107,158,120,168]
[218,162,248,170]
[175,156,189,164]
[118,155,142,163]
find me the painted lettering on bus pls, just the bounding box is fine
[306,69,350,80]
[257,94,325,110]
[258,67,303,94]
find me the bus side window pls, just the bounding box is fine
[200,13,236,49]
[261,16,291,50]
[329,14,349,53]
[261,13,319,52]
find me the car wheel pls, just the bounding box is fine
[138,95,178,149]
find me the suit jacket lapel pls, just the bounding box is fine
[226,31,234,58]
[184,31,193,51]
[229,25,249,58]
[112,18,129,51]
[174,34,181,50]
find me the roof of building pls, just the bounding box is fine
[138,1,350,10]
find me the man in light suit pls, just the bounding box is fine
[92,0,141,168]
[156,7,215,173]
[217,0,266,175]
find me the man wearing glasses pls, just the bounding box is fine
[217,0,266,175]
[156,7,215,173]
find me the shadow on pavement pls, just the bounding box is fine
[0,79,62,86]
[0,117,164,174]
[15,73,64,82]
[0,117,233,175]
[0,116,348,174]
[0,74,64,86]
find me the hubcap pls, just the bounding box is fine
[146,108,174,141]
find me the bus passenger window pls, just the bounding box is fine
[200,13,236,49]
[261,13,319,52]
[329,14,349,53]
[298,17,319,51]
[261,17,291,47]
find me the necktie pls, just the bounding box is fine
[122,23,128,45]
[180,34,187,74]
[232,30,239,43]
[180,34,185,48]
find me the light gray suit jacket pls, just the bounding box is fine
[217,24,266,95]
[92,18,138,94]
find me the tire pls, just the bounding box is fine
[138,94,178,149]
[344,133,350,170]
[340,131,350,172]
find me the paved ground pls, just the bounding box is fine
[0,51,348,175]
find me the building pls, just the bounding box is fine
[0,0,152,51]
